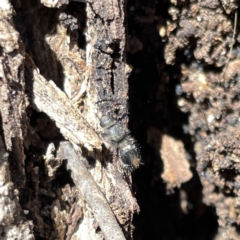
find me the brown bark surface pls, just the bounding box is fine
[1,0,240,239]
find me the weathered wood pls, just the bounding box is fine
[0,0,139,239]
[57,141,126,240]
[86,0,131,120]
[0,1,34,238]
[25,54,102,152]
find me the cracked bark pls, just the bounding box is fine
[0,0,137,239]
[2,0,236,239]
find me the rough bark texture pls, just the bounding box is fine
[1,0,240,239]
[85,0,130,120]
[1,0,138,239]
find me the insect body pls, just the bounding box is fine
[100,115,141,171]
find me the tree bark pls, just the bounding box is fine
[0,0,137,239]
[1,0,240,239]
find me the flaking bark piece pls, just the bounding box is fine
[57,141,126,240]
[0,136,34,239]
[25,54,102,152]
[40,0,70,8]
[160,134,193,188]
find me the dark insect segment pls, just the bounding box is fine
[100,115,141,171]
